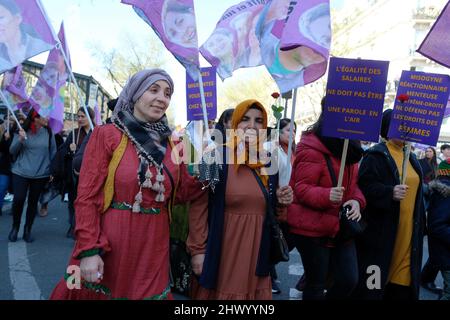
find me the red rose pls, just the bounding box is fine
[397,94,409,103]
[271,92,280,99]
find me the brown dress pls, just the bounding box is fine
[188,165,272,300]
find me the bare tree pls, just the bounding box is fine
[89,32,167,97]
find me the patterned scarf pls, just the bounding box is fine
[110,69,174,207]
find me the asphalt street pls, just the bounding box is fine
[0,197,443,300]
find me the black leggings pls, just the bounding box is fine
[11,174,48,229]
[291,233,359,300]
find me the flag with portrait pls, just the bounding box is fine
[30,23,70,133]
[200,0,268,80]
[1,64,28,109]
[256,0,331,93]
[121,0,200,80]
[0,0,56,74]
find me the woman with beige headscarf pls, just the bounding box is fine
[50,69,202,300]
[188,99,293,300]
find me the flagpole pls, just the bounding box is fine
[337,139,350,188]
[401,142,412,184]
[6,109,10,135]
[0,91,24,133]
[68,81,75,141]
[284,88,298,187]
[58,44,94,131]
[37,1,94,130]
[283,97,288,118]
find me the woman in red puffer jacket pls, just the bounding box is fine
[287,98,366,300]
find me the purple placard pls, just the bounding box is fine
[417,1,450,68]
[388,71,450,146]
[322,57,389,142]
[122,0,200,80]
[0,0,56,73]
[186,67,217,121]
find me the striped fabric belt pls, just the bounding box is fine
[111,201,161,215]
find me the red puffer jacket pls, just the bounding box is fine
[287,133,366,238]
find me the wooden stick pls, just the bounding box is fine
[284,89,298,187]
[6,109,10,135]
[401,143,412,184]
[337,139,349,188]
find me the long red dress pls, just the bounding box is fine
[50,125,200,300]
[187,165,272,300]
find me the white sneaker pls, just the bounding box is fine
[64,194,69,202]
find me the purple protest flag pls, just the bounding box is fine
[121,0,200,80]
[200,0,267,80]
[257,0,331,93]
[0,0,56,74]
[30,23,70,133]
[417,1,450,68]
[1,65,28,109]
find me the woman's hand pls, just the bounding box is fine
[191,254,205,276]
[70,143,77,153]
[277,186,293,206]
[18,129,26,142]
[4,131,10,141]
[343,199,361,221]
[330,187,345,204]
[393,184,408,201]
[80,255,104,283]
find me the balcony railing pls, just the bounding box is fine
[413,6,440,20]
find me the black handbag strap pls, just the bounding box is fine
[251,170,276,222]
[324,154,338,187]
[251,169,270,204]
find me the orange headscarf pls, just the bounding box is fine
[229,99,269,187]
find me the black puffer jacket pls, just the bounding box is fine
[0,133,12,176]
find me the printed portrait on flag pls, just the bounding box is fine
[298,3,331,49]
[200,0,267,80]
[0,0,55,73]
[1,65,27,107]
[30,23,69,129]
[30,79,53,116]
[257,0,330,92]
[161,0,197,49]
[123,0,199,79]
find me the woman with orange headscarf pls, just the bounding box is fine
[187,99,293,300]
